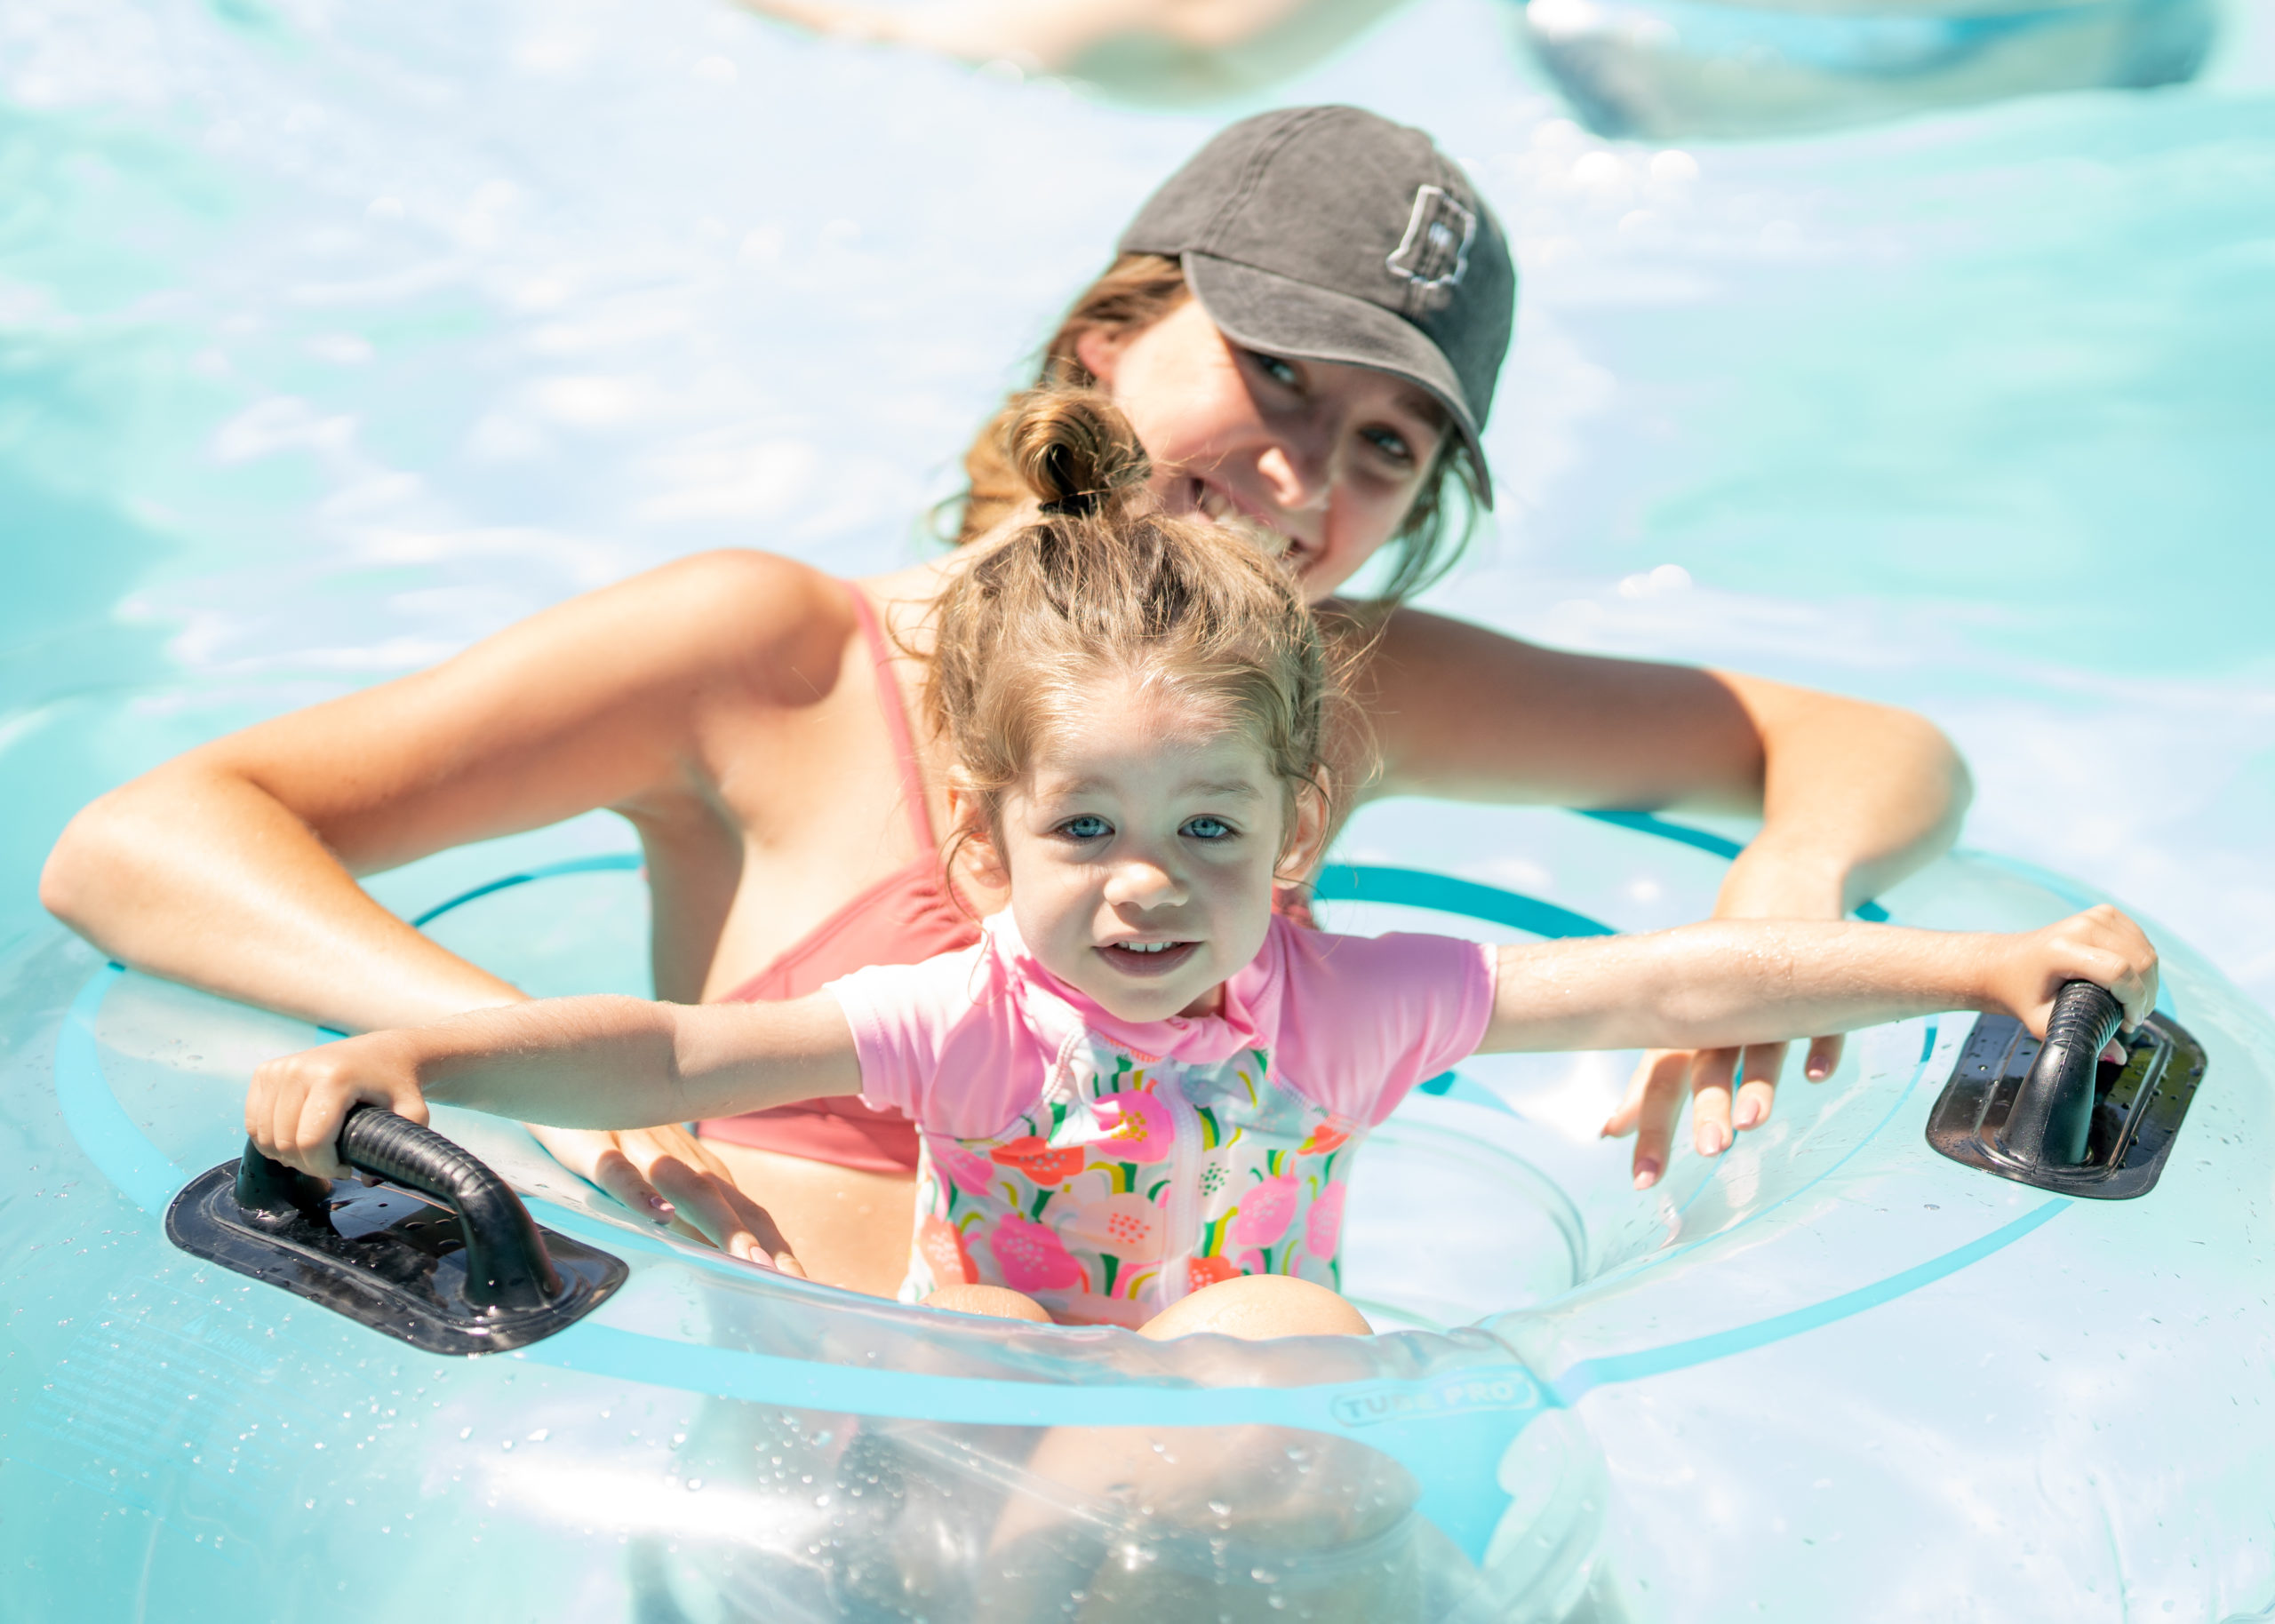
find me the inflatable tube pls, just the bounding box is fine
[1517,0,2216,139]
[5,808,2273,1620]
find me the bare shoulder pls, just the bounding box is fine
[188,549,866,795]
[607,550,857,688]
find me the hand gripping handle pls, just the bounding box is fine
[234,1106,562,1310]
[2000,981,2124,1169]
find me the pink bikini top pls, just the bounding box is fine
[695,587,977,1174]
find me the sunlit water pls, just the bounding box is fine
[4,0,2271,1007]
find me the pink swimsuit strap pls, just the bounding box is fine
[697,584,974,1174]
[844,587,938,853]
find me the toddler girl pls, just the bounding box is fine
[247,393,2157,1337]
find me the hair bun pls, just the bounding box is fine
[1007,389,1151,521]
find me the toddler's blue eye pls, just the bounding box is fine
[1061,815,1112,840]
[1182,816,1233,840]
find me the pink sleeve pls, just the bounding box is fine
[1272,927,1498,1126]
[825,943,1048,1140]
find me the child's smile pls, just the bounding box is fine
[973,688,1322,1024]
[1095,938,1201,977]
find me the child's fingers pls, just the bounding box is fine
[250,1045,427,1181]
[259,1066,333,1177]
[1689,1047,1738,1157]
[291,1089,356,1180]
[2114,944,2159,1033]
[247,1059,306,1166]
[2065,905,2159,1031]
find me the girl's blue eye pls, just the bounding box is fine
[1061,816,1111,840]
[1182,816,1233,840]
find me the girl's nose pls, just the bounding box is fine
[1105,853,1185,910]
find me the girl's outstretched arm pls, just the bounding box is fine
[246,993,861,1182]
[1476,905,2158,1059]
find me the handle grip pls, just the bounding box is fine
[2000,981,2124,1168]
[234,1106,562,1310]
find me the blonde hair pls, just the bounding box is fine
[928,388,1353,873]
[952,253,1483,602]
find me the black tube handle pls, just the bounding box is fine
[234,1144,334,1230]
[233,1108,562,1311]
[335,1105,563,1310]
[2000,981,2124,1169]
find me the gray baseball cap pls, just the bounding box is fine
[1119,105,1515,506]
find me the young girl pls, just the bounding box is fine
[244,393,2149,1337]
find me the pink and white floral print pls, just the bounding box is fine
[1091,1088,1176,1163]
[931,1143,997,1199]
[897,1029,1369,1325]
[1228,1166,1301,1250]
[1305,1179,1347,1258]
[1061,1191,1169,1257]
[917,1213,977,1286]
[984,1214,1087,1294]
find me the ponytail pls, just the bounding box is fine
[923,386,1363,887]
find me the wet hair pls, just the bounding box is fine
[951,253,1484,602]
[927,387,1358,874]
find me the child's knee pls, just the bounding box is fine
[1139,1274,1372,1341]
[922,1282,1055,1323]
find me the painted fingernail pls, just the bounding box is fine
[647,1195,672,1213]
[1732,1099,1761,1129]
[1633,1161,1660,1190]
[1807,1064,1828,1080]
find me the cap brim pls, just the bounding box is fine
[1182,251,1494,509]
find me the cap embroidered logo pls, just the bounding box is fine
[1385,186,1476,301]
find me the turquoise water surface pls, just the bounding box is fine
[4,0,2271,1003]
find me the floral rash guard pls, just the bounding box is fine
[827,912,1496,1328]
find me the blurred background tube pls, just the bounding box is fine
[1516,0,2216,138]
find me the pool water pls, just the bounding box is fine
[4,0,2271,1005]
